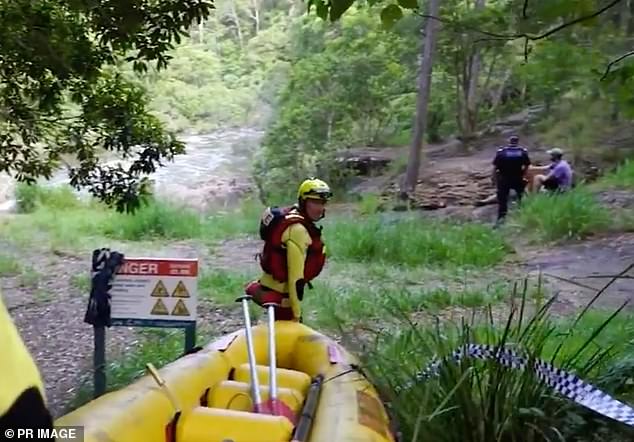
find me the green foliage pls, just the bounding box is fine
[597,159,634,189]
[354,286,634,442]
[255,9,421,196]
[105,198,260,241]
[15,183,81,213]
[139,0,298,133]
[0,0,213,213]
[513,188,611,242]
[198,270,252,305]
[324,213,511,267]
[1,184,263,248]
[102,198,206,240]
[0,255,20,276]
[358,193,383,215]
[306,279,511,331]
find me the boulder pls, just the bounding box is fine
[335,148,396,176]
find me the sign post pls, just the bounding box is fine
[92,256,199,398]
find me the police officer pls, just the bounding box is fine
[492,135,531,224]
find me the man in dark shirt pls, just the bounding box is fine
[492,135,531,223]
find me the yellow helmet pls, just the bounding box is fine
[297,178,332,201]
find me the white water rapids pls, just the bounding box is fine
[0,127,264,213]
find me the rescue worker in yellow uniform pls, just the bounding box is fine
[245,178,332,322]
[0,292,55,437]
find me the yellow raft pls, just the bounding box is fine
[56,320,397,442]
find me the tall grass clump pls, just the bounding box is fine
[103,198,205,240]
[325,214,510,268]
[0,254,20,276]
[350,284,634,442]
[15,183,82,213]
[514,188,610,242]
[358,193,383,215]
[595,158,634,189]
[305,280,512,332]
[3,185,263,246]
[97,196,263,241]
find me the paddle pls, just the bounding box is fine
[236,294,296,424]
[260,302,297,424]
[236,294,263,410]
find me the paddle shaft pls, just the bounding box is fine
[265,304,278,401]
[240,297,262,407]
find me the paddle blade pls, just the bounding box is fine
[256,398,297,425]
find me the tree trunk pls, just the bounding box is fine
[463,0,485,139]
[229,0,244,49]
[400,0,442,197]
[251,0,260,34]
[490,69,511,114]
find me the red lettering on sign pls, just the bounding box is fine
[116,258,198,277]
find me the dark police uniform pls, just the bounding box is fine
[493,144,531,221]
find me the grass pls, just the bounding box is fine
[348,283,634,442]
[358,192,383,215]
[594,158,634,189]
[3,184,264,248]
[325,213,511,268]
[15,182,83,213]
[198,269,252,305]
[70,274,91,294]
[304,282,513,332]
[18,266,41,289]
[303,266,542,332]
[0,254,20,276]
[511,187,611,242]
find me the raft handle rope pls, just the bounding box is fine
[397,343,634,428]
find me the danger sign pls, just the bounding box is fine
[108,257,198,322]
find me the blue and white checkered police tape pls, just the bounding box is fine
[397,343,634,427]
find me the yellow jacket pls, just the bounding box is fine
[259,222,313,319]
[0,291,52,427]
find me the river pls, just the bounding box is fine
[0,127,264,213]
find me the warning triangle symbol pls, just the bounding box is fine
[151,298,169,315]
[151,280,169,298]
[171,280,190,298]
[171,299,190,317]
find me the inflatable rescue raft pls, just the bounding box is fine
[56,300,397,442]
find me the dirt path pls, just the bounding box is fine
[520,233,634,313]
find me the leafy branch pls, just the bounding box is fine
[412,0,624,63]
[600,50,634,81]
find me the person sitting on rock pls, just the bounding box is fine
[244,178,332,322]
[532,148,573,193]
